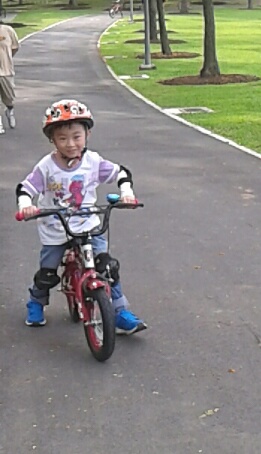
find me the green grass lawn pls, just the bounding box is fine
[100,8,261,152]
[3,0,110,38]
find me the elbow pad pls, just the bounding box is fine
[117,165,133,188]
[16,183,32,207]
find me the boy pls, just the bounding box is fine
[16,99,147,335]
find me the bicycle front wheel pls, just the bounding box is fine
[84,288,115,362]
[109,8,115,18]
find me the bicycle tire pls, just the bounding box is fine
[109,8,115,18]
[67,294,80,323]
[84,288,115,362]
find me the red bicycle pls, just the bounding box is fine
[16,196,143,362]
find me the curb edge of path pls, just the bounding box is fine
[98,20,261,161]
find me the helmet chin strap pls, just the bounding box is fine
[60,145,88,168]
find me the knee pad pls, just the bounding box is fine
[34,268,61,291]
[94,253,120,284]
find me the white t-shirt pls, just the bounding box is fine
[0,24,19,76]
[21,150,119,245]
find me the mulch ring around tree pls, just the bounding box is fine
[167,11,201,15]
[5,1,34,5]
[135,29,177,33]
[60,5,91,9]
[4,22,29,28]
[136,51,200,59]
[134,18,170,22]
[159,74,261,85]
[126,38,187,44]
[49,2,89,6]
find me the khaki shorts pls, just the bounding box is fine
[0,76,15,107]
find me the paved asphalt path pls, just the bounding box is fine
[1,13,261,454]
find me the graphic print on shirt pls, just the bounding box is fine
[62,175,85,208]
[45,174,85,229]
[46,174,85,208]
[46,176,67,205]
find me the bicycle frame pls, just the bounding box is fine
[61,234,111,322]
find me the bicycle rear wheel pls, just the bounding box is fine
[84,288,115,362]
[109,8,115,18]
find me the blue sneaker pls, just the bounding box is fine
[25,301,46,327]
[115,309,147,335]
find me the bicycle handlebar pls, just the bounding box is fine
[15,202,144,238]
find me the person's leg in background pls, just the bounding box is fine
[0,78,5,134]
[2,76,16,129]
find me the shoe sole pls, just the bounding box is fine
[116,322,147,335]
[25,319,46,327]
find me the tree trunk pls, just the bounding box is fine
[19,0,23,5]
[68,0,78,7]
[200,0,220,77]
[149,0,158,42]
[156,0,172,55]
[247,0,253,9]
[179,0,190,13]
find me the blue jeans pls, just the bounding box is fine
[29,235,129,314]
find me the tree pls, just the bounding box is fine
[179,0,190,14]
[200,0,220,77]
[156,0,172,55]
[68,0,78,6]
[149,0,158,42]
[247,0,253,9]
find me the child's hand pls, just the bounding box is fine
[121,195,136,204]
[21,206,39,219]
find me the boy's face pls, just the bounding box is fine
[52,122,88,159]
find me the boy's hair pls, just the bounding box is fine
[46,120,89,140]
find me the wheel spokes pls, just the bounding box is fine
[86,301,104,346]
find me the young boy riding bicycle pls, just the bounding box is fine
[16,99,147,335]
